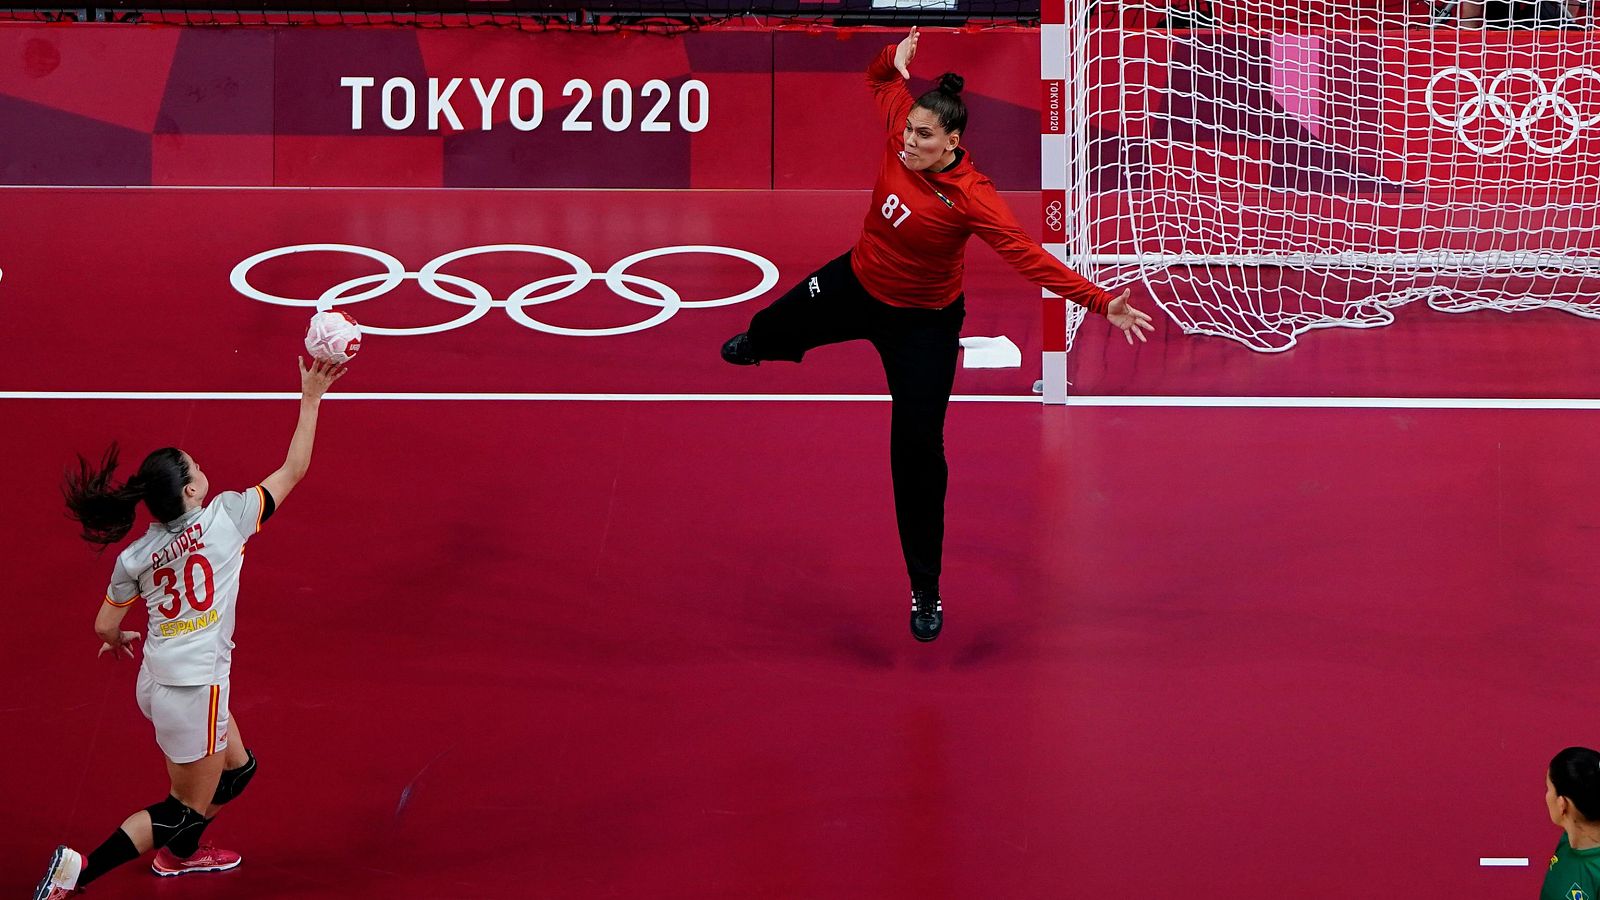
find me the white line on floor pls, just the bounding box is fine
[0,391,1033,402]
[2,391,1599,408]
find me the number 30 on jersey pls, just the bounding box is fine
[881,194,912,227]
[153,556,216,620]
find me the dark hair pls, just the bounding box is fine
[1551,747,1600,822]
[914,72,967,135]
[63,443,191,546]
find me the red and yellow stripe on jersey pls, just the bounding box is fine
[251,485,267,534]
[206,685,221,756]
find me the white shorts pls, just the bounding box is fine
[136,667,230,764]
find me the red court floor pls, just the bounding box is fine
[1,188,1592,899]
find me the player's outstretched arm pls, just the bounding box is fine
[260,357,345,508]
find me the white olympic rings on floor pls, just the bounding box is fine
[1426,66,1600,156]
[229,243,780,337]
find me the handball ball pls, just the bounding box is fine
[305,310,362,365]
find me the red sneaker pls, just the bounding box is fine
[150,843,242,877]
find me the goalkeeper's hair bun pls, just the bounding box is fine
[913,73,969,135]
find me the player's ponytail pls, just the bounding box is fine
[63,443,190,546]
[914,72,968,135]
[1550,746,1600,823]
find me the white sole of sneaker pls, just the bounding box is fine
[33,845,67,900]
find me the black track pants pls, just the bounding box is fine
[745,251,964,592]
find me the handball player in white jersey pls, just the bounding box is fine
[33,358,345,899]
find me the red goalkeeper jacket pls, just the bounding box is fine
[850,44,1112,316]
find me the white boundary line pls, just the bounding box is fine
[1,392,1599,408]
[1479,858,1530,867]
[1062,396,1600,409]
[0,391,1035,402]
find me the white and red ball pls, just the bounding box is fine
[304,310,362,365]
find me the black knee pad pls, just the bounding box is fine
[212,748,257,805]
[145,795,207,850]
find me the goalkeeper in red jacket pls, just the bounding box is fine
[721,27,1154,642]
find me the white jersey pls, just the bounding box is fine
[105,487,268,686]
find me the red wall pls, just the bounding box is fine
[0,24,1042,190]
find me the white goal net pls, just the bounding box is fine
[1045,0,1600,393]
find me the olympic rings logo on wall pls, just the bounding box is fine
[1045,200,1064,231]
[1426,66,1600,156]
[229,243,780,337]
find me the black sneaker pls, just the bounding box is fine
[720,332,759,366]
[910,589,942,642]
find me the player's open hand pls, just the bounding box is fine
[98,631,140,660]
[298,356,348,400]
[1106,289,1155,345]
[895,27,919,80]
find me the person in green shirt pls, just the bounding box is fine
[1544,746,1600,900]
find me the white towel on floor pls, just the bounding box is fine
[958,336,1021,369]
